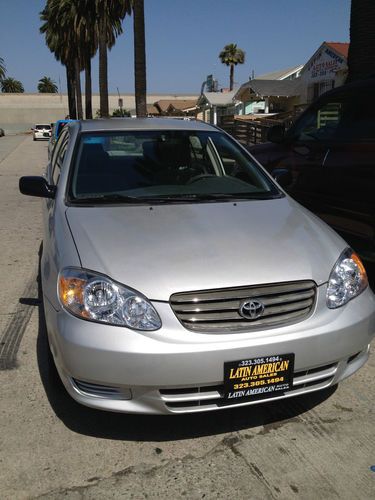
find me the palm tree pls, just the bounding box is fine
[41,1,130,120]
[0,57,6,81]
[40,1,78,118]
[38,76,58,93]
[56,0,85,120]
[347,0,375,82]
[219,43,246,91]
[73,0,98,119]
[95,0,131,118]
[1,77,24,93]
[133,0,147,117]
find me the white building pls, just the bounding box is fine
[300,42,349,103]
[196,91,239,125]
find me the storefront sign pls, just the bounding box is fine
[306,47,345,80]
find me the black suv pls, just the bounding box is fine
[249,78,375,265]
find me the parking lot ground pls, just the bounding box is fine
[0,135,374,499]
[0,134,27,163]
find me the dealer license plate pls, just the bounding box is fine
[223,353,295,403]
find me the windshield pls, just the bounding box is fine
[36,124,51,130]
[69,130,281,204]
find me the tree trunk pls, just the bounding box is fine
[229,64,234,91]
[85,54,93,119]
[133,0,147,117]
[75,59,83,120]
[347,0,375,82]
[98,15,109,118]
[66,64,77,119]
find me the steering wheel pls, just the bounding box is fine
[187,174,216,184]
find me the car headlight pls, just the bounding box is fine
[58,268,161,330]
[326,248,368,309]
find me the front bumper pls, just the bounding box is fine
[44,284,375,414]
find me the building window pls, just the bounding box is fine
[307,80,335,102]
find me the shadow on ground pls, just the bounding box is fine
[27,267,343,442]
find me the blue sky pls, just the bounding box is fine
[0,0,351,94]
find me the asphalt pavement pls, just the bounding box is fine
[0,135,374,499]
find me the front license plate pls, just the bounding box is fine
[223,353,295,403]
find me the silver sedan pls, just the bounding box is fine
[19,118,375,414]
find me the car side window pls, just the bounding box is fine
[291,90,375,143]
[50,128,69,186]
[334,93,375,141]
[292,102,342,142]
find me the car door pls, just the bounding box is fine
[42,128,70,300]
[314,90,375,261]
[281,100,343,213]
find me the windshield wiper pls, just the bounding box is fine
[142,193,247,202]
[229,192,283,200]
[72,194,170,204]
[167,193,278,201]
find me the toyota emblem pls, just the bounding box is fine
[240,299,265,320]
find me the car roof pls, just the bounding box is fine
[75,118,218,133]
[314,77,375,104]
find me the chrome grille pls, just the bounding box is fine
[170,281,316,332]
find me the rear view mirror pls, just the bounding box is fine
[271,168,292,188]
[19,176,56,199]
[267,125,285,143]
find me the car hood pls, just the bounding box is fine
[66,198,345,301]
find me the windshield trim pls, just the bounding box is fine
[67,193,284,207]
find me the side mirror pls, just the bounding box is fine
[271,168,292,188]
[267,124,285,144]
[19,176,56,199]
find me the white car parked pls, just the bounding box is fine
[19,118,375,414]
[33,124,52,141]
